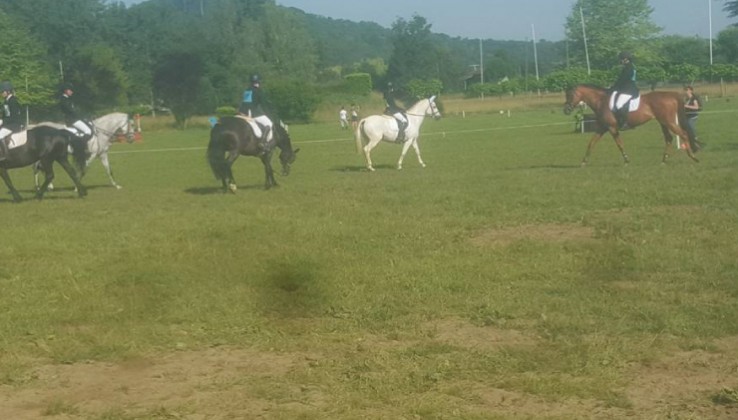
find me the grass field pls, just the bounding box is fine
[1,92,738,419]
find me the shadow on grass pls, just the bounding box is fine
[257,257,329,318]
[184,184,264,195]
[504,164,581,170]
[330,164,394,172]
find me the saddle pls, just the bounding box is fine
[235,114,272,143]
[3,131,29,150]
[609,92,641,113]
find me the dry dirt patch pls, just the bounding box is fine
[470,223,595,247]
[0,347,317,419]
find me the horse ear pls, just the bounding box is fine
[429,95,436,102]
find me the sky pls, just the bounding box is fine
[120,0,735,41]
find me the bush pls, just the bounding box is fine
[343,73,372,96]
[268,80,321,123]
[215,106,237,118]
[406,78,443,98]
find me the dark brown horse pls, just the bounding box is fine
[0,126,87,203]
[207,116,298,192]
[563,84,700,165]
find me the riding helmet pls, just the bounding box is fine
[618,51,633,61]
[61,82,74,92]
[250,74,260,84]
[0,81,13,92]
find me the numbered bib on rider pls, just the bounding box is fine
[242,90,253,103]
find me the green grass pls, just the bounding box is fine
[1,99,738,418]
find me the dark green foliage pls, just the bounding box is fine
[267,80,321,123]
[343,73,373,96]
[153,52,206,128]
[406,79,443,98]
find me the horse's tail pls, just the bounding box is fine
[207,129,234,181]
[355,119,365,154]
[676,95,700,151]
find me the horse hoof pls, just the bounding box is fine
[368,167,375,172]
[115,185,123,190]
[228,183,237,193]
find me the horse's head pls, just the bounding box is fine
[563,86,583,115]
[427,96,442,120]
[95,112,135,143]
[275,122,299,176]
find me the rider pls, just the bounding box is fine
[238,74,273,153]
[383,82,408,143]
[0,81,23,161]
[611,51,638,129]
[59,82,93,142]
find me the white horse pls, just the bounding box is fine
[35,112,133,190]
[355,96,441,171]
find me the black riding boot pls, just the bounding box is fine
[615,108,629,130]
[0,137,8,161]
[396,120,406,143]
[260,126,272,155]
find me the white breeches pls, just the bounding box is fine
[393,112,407,123]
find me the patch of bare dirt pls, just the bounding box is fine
[470,223,595,247]
[0,347,321,419]
[624,336,738,419]
[425,318,539,350]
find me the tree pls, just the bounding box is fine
[0,8,57,107]
[716,27,738,63]
[386,15,438,86]
[153,53,206,128]
[565,0,661,70]
[723,0,738,18]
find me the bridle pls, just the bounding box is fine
[94,117,134,143]
[406,97,441,118]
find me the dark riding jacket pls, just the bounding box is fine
[383,88,404,114]
[2,94,23,132]
[239,84,268,117]
[60,94,82,125]
[613,62,638,96]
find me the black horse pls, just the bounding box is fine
[0,126,87,202]
[207,116,299,192]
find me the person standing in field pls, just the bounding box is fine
[350,104,360,130]
[684,85,703,151]
[339,106,348,130]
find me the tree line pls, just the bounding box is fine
[0,0,736,126]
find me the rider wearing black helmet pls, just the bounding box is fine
[59,82,93,142]
[611,51,638,129]
[0,81,23,161]
[239,74,273,154]
[383,82,408,143]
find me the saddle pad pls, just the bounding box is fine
[233,115,266,139]
[6,131,28,149]
[609,93,641,112]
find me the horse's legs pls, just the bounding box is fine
[363,137,381,171]
[659,124,674,164]
[397,138,415,170]
[225,150,239,193]
[609,129,630,165]
[581,131,606,166]
[0,168,22,202]
[56,158,87,198]
[411,138,426,168]
[35,160,55,200]
[260,152,277,189]
[99,153,121,189]
[665,121,699,163]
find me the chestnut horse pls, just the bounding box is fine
[563,84,700,165]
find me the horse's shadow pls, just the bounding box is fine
[331,164,394,172]
[184,184,264,195]
[504,164,580,171]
